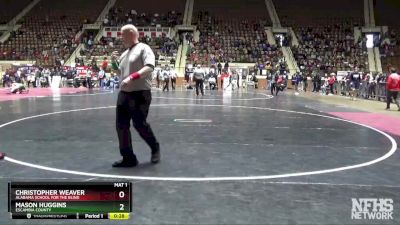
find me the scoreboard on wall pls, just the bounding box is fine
[8,182,132,220]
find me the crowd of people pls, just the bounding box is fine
[78,34,178,67]
[380,29,400,70]
[103,7,182,27]
[292,21,368,75]
[2,67,60,89]
[188,12,282,66]
[288,68,400,107]
[1,65,122,91]
[0,0,107,65]
[0,0,399,109]
[154,65,178,92]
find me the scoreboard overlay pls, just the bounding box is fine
[8,182,132,220]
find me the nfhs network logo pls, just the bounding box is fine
[351,198,393,220]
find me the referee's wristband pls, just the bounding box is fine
[130,72,141,80]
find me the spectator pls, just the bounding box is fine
[170,67,177,90]
[217,62,222,74]
[2,70,10,87]
[161,66,170,92]
[386,67,400,111]
[328,73,336,95]
[102,57,109,70]
[98,68,106,88]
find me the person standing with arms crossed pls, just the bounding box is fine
[111,25,160,167]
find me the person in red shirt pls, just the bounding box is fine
[102,57,108,71]
[386,67,400,111]
[220,69,230,89]
[328,73,336,95]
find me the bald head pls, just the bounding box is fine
[121,24,139,48]
[121,24,138,34]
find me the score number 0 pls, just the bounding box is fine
[119,191,125,211]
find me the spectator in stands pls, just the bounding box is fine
[386,67,400,111]
[102,57,109,70]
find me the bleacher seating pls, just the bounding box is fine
[104,0,184,27]
[379,29,400,72]
[272,0,367,73]
[0,0,107,64]
[274,0,364,27]
[79,35,178,67]
[189,0,277,66]
[375,0,400,71]
[0,0,398,74]
[292,20,368,74]
[189,14,277,65]
[78,0,184,67]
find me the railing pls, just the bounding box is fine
[286,47,300,72]
[309,80,388,101]
[103,26,171,33]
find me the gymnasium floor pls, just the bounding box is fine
[0,88,399,225]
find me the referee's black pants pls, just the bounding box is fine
[116,90,159,160]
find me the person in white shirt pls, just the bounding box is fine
[161,66,170,92]
[193,65,205,96]
[86,69,93,89]
[170,67,177,90]
[98,69,106,89]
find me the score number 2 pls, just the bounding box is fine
[119,191,125,211]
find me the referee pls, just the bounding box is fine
[111,25,160,167]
